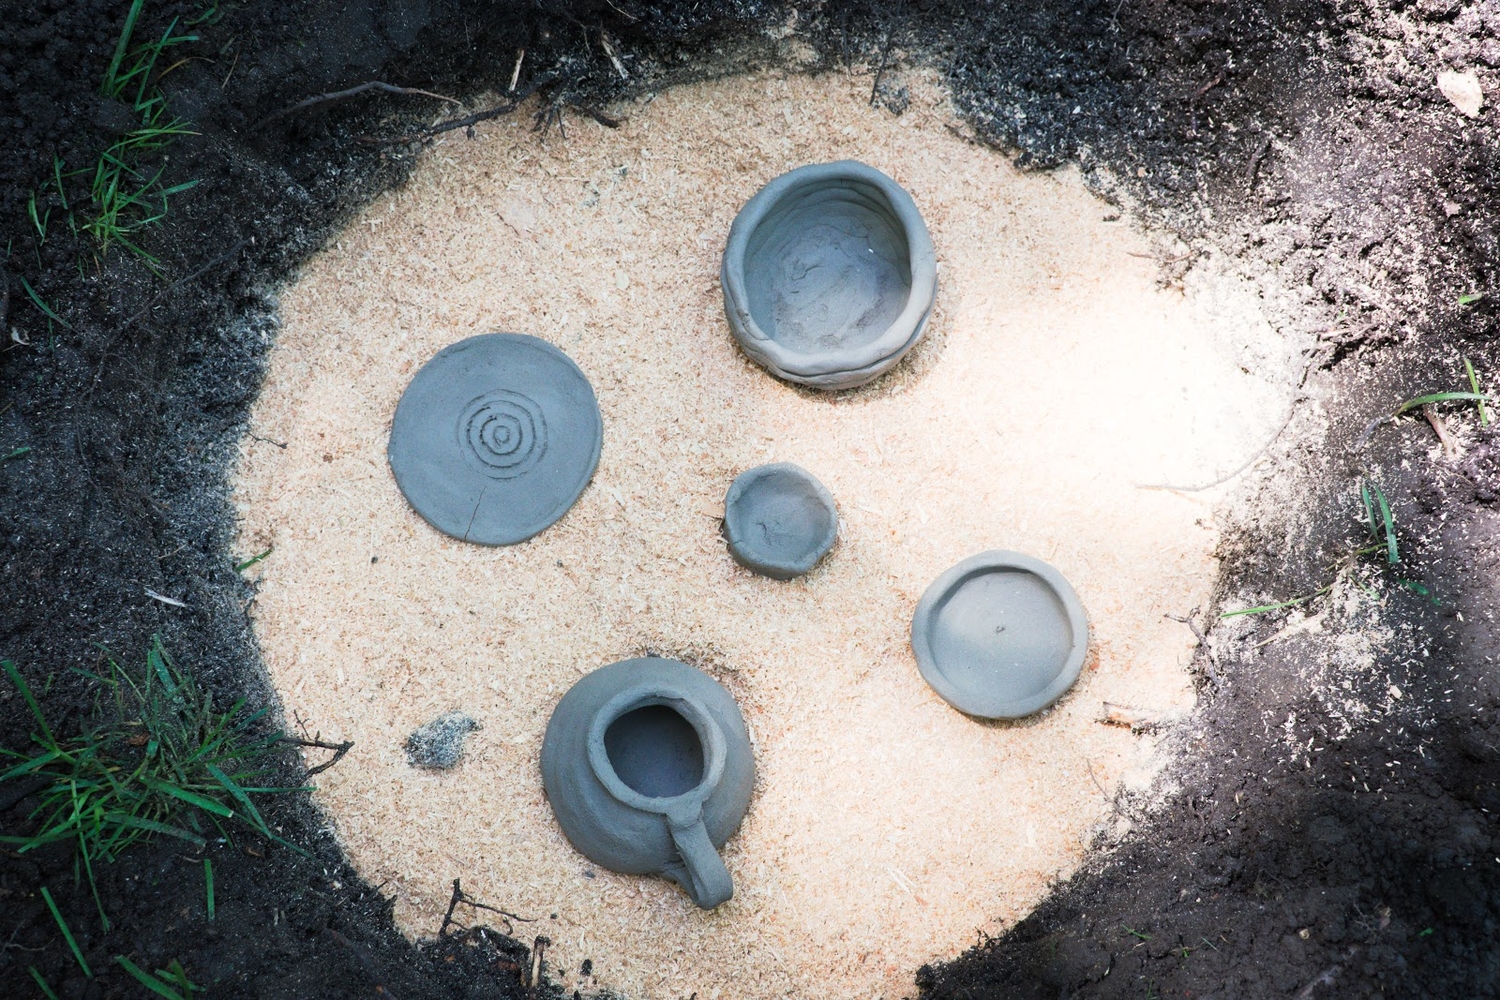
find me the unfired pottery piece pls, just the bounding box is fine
[721,160,938,390]
[540,657,754,909]
[387,333,601,545]
[910,550,1090,720]
[723,463,837,580]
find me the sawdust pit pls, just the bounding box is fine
[233,69,1299,1000]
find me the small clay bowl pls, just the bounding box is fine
[723,463,838,580]
[910,551,1089,720]
[721,161,937,391]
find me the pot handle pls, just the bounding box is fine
[666,812,734,909]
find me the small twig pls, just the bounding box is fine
[600,31,628,80]
[567,101,621,128]
[220,51,239,91]
[1126,250,1194,263]
[1245,135,1272,190]
[144,587,188,608]
[508,48,526,94]
[527,935,550,992]
[869,29,892,106]
[1422,403,1457,456]
[1084,759,1110,800]
[439,878,535,937]
[367,75,558,147]
[1137,401,1298,492]
[260,81,461,127]
[1165,607,1221,685]
[1192,74,1223,100]
[1100,702,1162,732]
[1296,948,1356,998]
[281,735,355,777]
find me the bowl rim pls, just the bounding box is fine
[910,549,1090,719]
[721,160,937,380]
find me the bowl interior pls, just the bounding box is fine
[742,178,913,356]
[730,468,836,565]
[604,703,706,799]
[926,567,1077,708]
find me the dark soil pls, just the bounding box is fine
[2,0,1497,997]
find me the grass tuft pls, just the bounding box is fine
[0,640,307,928]
[116,955,201,999]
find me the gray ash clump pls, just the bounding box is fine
[405,711,480,769]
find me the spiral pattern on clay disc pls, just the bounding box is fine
[457,390,548,479]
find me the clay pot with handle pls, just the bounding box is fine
[540,657,755,909]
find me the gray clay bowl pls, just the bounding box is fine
[723,463,837,580]
[910,551,1090,720]
[721,160,938,391]
[541,657,755,909]
[387,333,601,546]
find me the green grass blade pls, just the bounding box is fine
[104,812,208,846]
[204,858,215,921]
[116,955,187,1000]
[234,547,273,572]
[1360,481,1377,540]
[15,275,72,330]
[145,779,235,818]
[1394,391,1491,416]
[2,660,58,746]
[1372,482,1397,564]
[1220,584,1333,618]
[205,763,262,828]
[40,886,91,978]
[1465,358,1491,427]
[0,747,64,782]
[103,0,147,96]
[28,966,61,1000]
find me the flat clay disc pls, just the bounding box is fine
[910,550,1089,719]
[387,333,602,545]
[723,463,838,580]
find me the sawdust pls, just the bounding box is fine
[233,69,1300,999]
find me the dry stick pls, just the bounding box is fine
[527,935,550,992]
[869,29,892,106]
[1246,135,1272,190]
[370,75,559,146]
[280,735,354,777]
[259,81,461,126]
[600,31,628,81]
[567,101,622,128]
[439,878,534,937]
[1422,402,1457,456]
[508,48,526,94]
[1137,402,1298,492]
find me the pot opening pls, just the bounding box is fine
[743,178,913,356]
[604,703,706,799]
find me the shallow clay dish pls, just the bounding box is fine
[910,550,1089,719]
[387,333,602,545]
[723,463,838,579]
[721,160,937,390]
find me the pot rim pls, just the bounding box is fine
[585,684,728,817]
[722,160,937,379]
